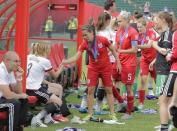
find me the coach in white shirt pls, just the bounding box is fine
[0,51,28,131]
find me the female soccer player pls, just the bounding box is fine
[137,18,158,110]
[62,23,120,121]
[116,11,139,120]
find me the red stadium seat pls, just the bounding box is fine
[0,112,7,120]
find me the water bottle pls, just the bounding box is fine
[90,117,103,123]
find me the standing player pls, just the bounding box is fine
[116,11,139,119]
[62,23,120,121]
[137,18,158,110]
[168,30,177,128]
[95,12,125,114]
[151,12,174,131]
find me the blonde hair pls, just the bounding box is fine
[35,41,51,57]
[119,10,131,21]
[31,42,38,55]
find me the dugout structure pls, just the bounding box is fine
[0,0,85,91]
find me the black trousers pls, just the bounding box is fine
[0,98,28,131]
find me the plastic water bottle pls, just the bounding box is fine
[90,117,103,122]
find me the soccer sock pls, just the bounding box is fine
[148,78,153,90]
[112,85,124,103]
[36,110,47,119]
[95,99,102,112]
[80,93,87,109]
[160,124,168,131]
[126,96,134,115]
[139,90,145,104]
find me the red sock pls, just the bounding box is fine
[126,96,134,115]
[112,85,124,103]
[139,90,145,104]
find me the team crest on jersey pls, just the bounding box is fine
[98,43,103,48]
[135,35,138,40]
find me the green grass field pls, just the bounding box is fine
[24,33,177,131]
[24,93,174,131]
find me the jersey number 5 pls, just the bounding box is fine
[128,73,132,81]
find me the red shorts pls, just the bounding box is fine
[121,66,136,85]
[140,59,156,79]
[87,66,112,87]
[111,63,121,81]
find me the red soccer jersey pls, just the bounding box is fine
[146,21,155,29]
[78,36,112,68]
[170,31,177,71]
[116,26,139,66]
[138,28,158,62]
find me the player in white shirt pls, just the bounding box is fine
[26,42,64,127]
[0,51,28,131]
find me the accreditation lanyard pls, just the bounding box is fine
[89,38,98,62]
[140,33,147,45]
[120,28,129,47]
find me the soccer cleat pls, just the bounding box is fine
[121,113,132,120]
[53,114,69,122]
[154,124,174,131]
[138,104,144,110]
[70,116,86,124]
[102,104,109,111]
[148,90,155,96]
[79,107,88,113]
[31,116,48,128]
[116,102,127,112]
[44,114,59,124]
[82,114,92,121]
[94,110,108,115]
[109,113,118,121]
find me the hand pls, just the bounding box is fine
[166,53,172,61]
[149,61,155,71]
[159,48,167,55]
[117,63,122,73]
[20,93,28,99]
[61,59,67,65]
[15,66,24,81]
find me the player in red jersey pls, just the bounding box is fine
[167,30,177,129]
[136,18,158,110]
[62,24,121,121]
[116,11,139,119]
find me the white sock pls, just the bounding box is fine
[80,94,87,108]
[95,99,102,112]
[36,110,47,119]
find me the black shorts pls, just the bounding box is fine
[160,72,177,97]
[26,84,52,103]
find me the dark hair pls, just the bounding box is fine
[134,11,143,19]
[104,0,115,10]
[158,11,174,31]
[96,12,111,31]
[82,18,96,39]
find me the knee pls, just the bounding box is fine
[49,94,62,106]
[105,88,113,95]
